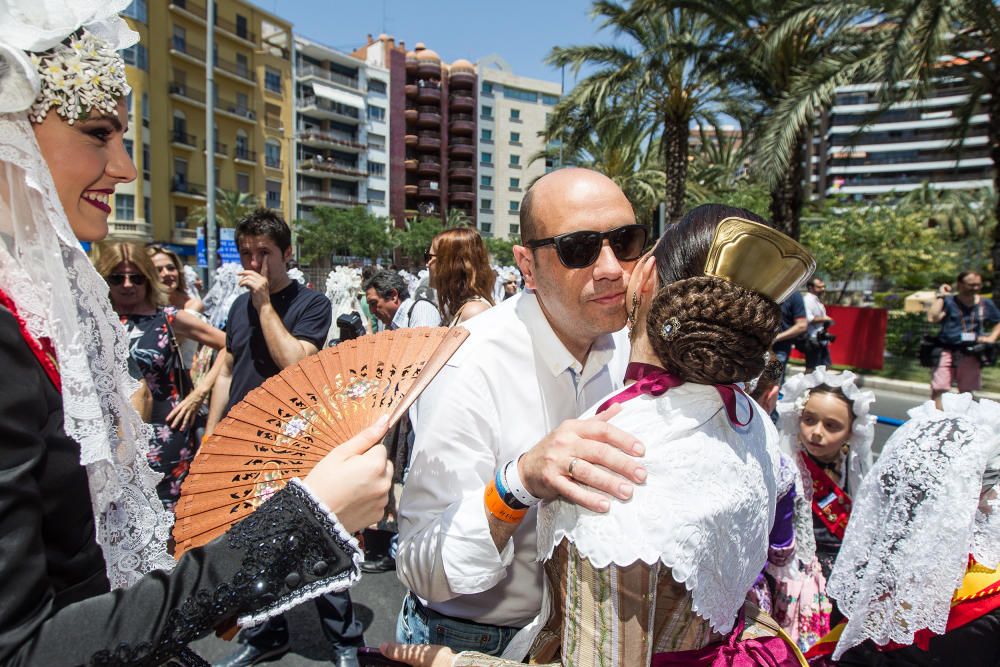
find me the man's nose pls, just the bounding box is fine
[592,241,623,279]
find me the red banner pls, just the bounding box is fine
[791,305,888,370]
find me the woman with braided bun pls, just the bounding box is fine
[383,204,815,667]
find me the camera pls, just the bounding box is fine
[335,312,367,343]
[816,322,836,345]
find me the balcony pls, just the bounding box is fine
[264,115,283,131]
[450,93,475,111]
[298,189,360,207]
[406,54,418,73]
[297,63,360,90]
[405,107,418,123]
[404,158,418,172]
[417,105,441,128]
[405,84,418,98]
[298,96,363,123]
[418,158,440,176]
[265,155,282,170]
[169,2,257,45]
[417,180,441,198]
[296,129,364,152]
[405,133,418,147]
[169,37,205,62]
[449,136,475,157]
[216,97,256,122]
[171,178,207,199]
[449,161,474,179]
[417,60,441,78]
[204,140,228,157]
[415,84,441,104]
[108,220,153,240]
[450,64,476,88]
[404,184,418,196]
[233,147,257,163]
[449,185,475,203]
[169,81,206,106]
[171,130,197,148]
[449,113,474,134]
[214,55,255,84]
[172,227,199,245]
[298,158,366,180]
[417,131,441,152]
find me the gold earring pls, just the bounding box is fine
[627,290,640,329]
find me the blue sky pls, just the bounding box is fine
[265,0,604,85]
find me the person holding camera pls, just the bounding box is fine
[927,271,1000,407]
[803,277,835,372]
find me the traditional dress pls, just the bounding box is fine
[454,363,806,666]
[770,368,876,652]
[807,394,1000,666]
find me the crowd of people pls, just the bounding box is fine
[0,4,998,667]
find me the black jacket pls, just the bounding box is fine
[0,306,358,666]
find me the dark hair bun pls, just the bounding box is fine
[647,276,780,385]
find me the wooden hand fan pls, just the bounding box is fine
[172,326,469,557]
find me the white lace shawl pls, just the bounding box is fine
[536,383,781,633]
[0,112,174,587]
[201,262,245,329]
[827,394,1000,658]
[775,367,876,568]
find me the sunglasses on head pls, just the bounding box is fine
[106,273,147,286]
[525,224,649,269]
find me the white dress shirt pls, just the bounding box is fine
[391,297,441,329]
[803,292,827,338]
[397,290,630,632]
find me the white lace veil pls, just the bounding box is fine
[0,1,174,588]
[201,262,245,329]
[827,394,1000,658]
[775,367,876,567]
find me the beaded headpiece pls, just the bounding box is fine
[28,28,129,124]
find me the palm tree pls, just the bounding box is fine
[187,188,258,228]
[546,1,731,225]
[531,111,665,225]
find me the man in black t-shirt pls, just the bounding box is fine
[208,210,360,667]
[771,290,808,386]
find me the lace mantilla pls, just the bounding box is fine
[537,384,781,633]
[826,394,1000,658]
[0,112,174,587]
[775,366,876,568]
[200,262,245,329]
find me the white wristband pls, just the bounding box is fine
[503,456,541,508]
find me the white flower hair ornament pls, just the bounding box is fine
[0,0,136,119]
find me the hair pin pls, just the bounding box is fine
[660,317,681,341]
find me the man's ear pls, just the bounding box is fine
[389,289,401,305]
[283,245,293,264]
[513,245,536,290]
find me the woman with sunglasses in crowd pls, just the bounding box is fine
[386,204,813,666]
[0,5,392,663]
[426,227,496,325]
[95,242,224,511]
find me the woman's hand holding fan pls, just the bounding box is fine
[302,416,393,534]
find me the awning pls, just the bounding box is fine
[310,81,364,110]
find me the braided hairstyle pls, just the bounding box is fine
[646,204,781,385]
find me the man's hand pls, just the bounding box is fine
[518,403,646,513]
[239,259,270,311]
[938,283,953,295]
[380,643,455,667]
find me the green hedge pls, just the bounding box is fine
[884,311,932,359]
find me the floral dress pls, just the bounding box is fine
[121,307,198,511]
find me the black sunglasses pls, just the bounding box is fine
[525,224,648,269]
[106,273,147,286]
[424,250,436,262]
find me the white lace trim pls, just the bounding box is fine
[775,366,876,568]
[537,385,781,633]
[827,394,1000,658]
[0,112,173,587]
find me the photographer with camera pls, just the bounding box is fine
[927,271,1000,407]
[803,277,835,372]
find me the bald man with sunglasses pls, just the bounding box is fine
[395,168,648,659]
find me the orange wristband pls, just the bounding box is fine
[484,479,528,523]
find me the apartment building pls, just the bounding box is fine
[117,0,294,257]
[294,36,390,221]
[811,78,993,200]
[476,55,561,239]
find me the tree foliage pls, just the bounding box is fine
[295,206,393,267]
[484,236,520,266]
[187,188,258,228]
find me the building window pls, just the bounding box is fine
[144,196,151,223]
[481,198,492,211]
[142,144,150,181]
[123,138,134,160]
[482,82,494,96]
[265,140,281,169]
[266,180,281,209]
[264,67,281,93]
[141,92,149,124]
[542,93,559,106]
[510,223,520,235]
[367,133,386,151]
[122,44,147,70]
[368,161,386,177]
[115,194,135,221]
[481,129,493,143]
[174,206,188,225]
[510,131,520,144]
[236,171,251,193]
[367,188,386,203]
[235,14,249,40]
[481,105,493,119]
[510,177,520,190]
[510,154,521,167]
[481,152,492,164]
[481,175,492,187]
[367,105,385,122]
[368,79,387,94]
[510,108,521,121]
[480,222,492,235]
[509,200,520,213]
[504,87,537,103]
[236,53,250,79]
[123,0,148,22]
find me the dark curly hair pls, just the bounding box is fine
[646,204,781,385]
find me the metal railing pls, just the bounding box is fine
[297,63,360,90]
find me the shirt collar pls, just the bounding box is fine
[517,289,619,380]
[391,297,414,329]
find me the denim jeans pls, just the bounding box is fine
[395,593,519,656]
